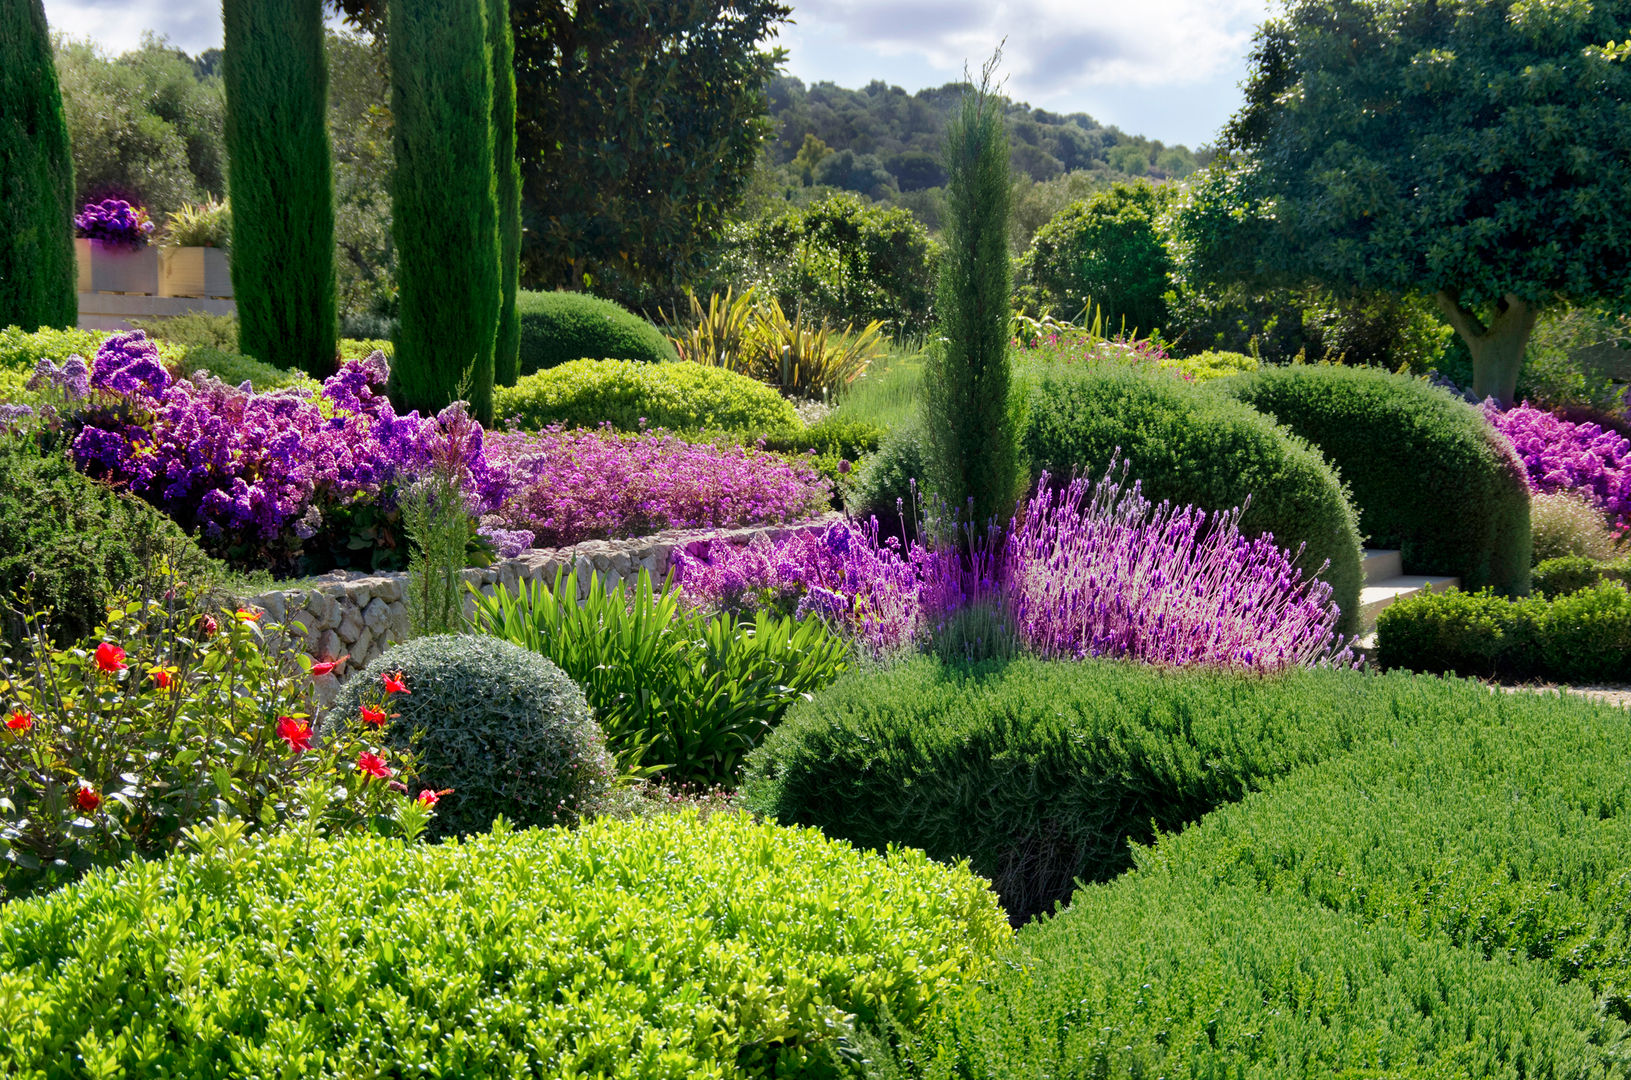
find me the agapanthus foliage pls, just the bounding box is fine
[73,198,154,247]
[1485,402,1631,527]
[483,427,830,549]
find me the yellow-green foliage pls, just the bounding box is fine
[0,813,1009,1078]
[495,358,801,436]
[1169,348,1256,380]
[338,337,393,361]
[0,325,186,372]
[178,346,317,392]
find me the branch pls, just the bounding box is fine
[1433,289,1487,342]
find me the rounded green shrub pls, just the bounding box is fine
[0,440,221,646]
[0,813,1010,1078]
[1537,580,1631,683]
[327,634,613,838]
[515,288,678,377]
[1020,363,1364,632]
[179,345,316,391]
[1222,364,1531,593]
[0,325,102,370]
[1531,490,1619,563]
[1534,554,1631,599]
[1016,182,1174,334]
[1372,586,1543,678]
[846,422,928,543]
[493,357,799,435]
[1170,348,1256,380]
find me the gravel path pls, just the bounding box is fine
[1500,682,1631,708]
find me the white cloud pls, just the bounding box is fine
[42,0,222,55]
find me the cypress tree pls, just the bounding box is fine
[489,0,522,388]
[923,53,1017,533]
[222,0,337,376]
[0,0,76,332]
[390,0,499,423]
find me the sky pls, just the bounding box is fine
[40,0,1273,150]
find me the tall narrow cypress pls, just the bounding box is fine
[489,0,522,389]
[923,53,1017,533]
[390,0,499,423]
[222,0,337,375]
[0,0,76,332]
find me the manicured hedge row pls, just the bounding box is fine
[1020,364,1364,633]
[1223,363,1532,594]
[494,358,800,436]
[515,288,677,377]
[1374,581,1631,682]
[743,657,1448,921]
[0,814,1009,1078]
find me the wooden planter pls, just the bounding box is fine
[74,238,91,293]
[159,246,232,299]
[87,240,158,295]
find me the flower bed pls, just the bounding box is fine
[1486,401,1631,526]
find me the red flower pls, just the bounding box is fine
[417,788,451,807]
[200,615,218,638]
[359,704,388,726]
[234,608,262,623]
[310,655,348,679]
[74,785,101,812]
[276,715,313,753]
[148,668,173,690]
[5,709,32,732]
[94,642,127,673]
[357,751,393,780]
[381,670,410,695]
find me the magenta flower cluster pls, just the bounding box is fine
[482,428,830,549]
[74,199,154,247]
[1485,402,1631,525]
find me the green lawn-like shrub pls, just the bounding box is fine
[177,345,316,391]
[494,357,799,436]
[326,634,614,839]
[0,325,101,370]
[1020,363,1364,632]
[742,657,1448,921]
[1534,554,1631,598]
[1223,363,1532,592]
[515,288,678,377]
[0,813,1010,1078]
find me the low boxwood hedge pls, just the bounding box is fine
[1535,554,1631,599]
[494,358,800,437]
[1019,363,1364,633]
[0,813,1009,1078]
[514,289,677,377]
[1223,363,1532,593]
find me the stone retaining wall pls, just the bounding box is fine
[242,513,841,701]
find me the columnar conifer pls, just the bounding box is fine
[489,0,522,388]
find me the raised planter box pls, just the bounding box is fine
[87,240,158,295]
[159,246,232,298]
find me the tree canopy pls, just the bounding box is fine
[1182,0,1631,405]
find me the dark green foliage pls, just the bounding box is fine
[0,0,76,332]
[924,61,1018,534]
[327,635,613,839]
[515,289,678,376]
[1015,182,1173,333]
[1020,363,1364,632]
[0,815,1008,1078]
[493,358,798,436]
[389,0,498,423]
[1375,582,1631,683]
[742,657,1439,922]
[488,0,521,388]
[846,423,927,545]
[1534,554,1631,599]
[1224,364,1531,593]
[222,0,338,377]
[0,440,220,646]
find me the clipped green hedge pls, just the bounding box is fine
[1223,363,1531,593]
[1534,554,1631,599]
[1019,364,1364,633]
[494,358,799,436]
[743,657,1446,922]
[515,288,677,378]
[0,814,1010,1078]
[1375,581,1631,683]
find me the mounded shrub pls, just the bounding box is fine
[178,345,316,391]
[493,357,799,436]
[326,635,613,838]
[1223,363,1532,593]
[1534,554,1631,599]
[1532,490,1621,563]
[742,657,1444,922]
[0,325,102,370]
[0,813,1010,1078]
[1020,363,1364,632]
[845,421,928,544]
[761,414,885,499]
[515,288,678,376]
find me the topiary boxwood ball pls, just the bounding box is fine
[514,289,678,378]
[327,634,613,838]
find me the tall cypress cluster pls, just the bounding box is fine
[923,54,1018,532]
[0,0,77,332]
[222,0,337,375]
[390,0,499,423]
[489,0,522,389]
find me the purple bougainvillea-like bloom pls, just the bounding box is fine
[1485,402,1631,526]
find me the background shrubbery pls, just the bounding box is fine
[493,358,799,436]
[515,289,677,377]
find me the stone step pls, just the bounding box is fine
[1362,548,1403,585]
[1359,574,1460,629]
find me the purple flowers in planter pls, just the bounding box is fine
[1485,402,1631,526]
[74,199,154,247]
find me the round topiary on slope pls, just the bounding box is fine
[1223,363,1531,594]
[514,288,678,378]
[493,357,799,435]
[1019,363,1365,634]
[327,634,612,838]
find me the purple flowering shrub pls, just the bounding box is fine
[74,199,154,247]
[482,428,830,548]
[1485,402,1631,526]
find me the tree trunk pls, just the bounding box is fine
[1432,290,1538,408]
